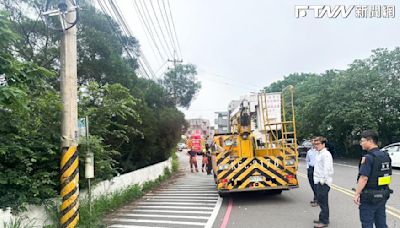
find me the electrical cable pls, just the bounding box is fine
[137,0,172,59]
[147,0,176,59]
[131,0,165,61]
[166,0,183,59]
[44,0,79,32]
[108,0,157,79]
[97,0,151,79]
[156,0,178,59]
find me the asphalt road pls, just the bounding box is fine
[212,158,400,228]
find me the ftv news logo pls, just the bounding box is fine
[295,5,395,19]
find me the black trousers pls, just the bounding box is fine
[316,183,330,224]
[307,167,317,201]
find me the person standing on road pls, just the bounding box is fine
[313,136,334,228]
[201,151,208,172]
[306,138,318,207]
[186,138,198,173]
[354,130,392,228]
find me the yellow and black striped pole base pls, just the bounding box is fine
[60,145,79,227]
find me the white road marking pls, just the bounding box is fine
[143,198,217,202]
[205,196,223,228]
[144,196,218,199]
[122,209,213,214]
[107,152,222,228]
[158,190,217,193]
[108,225,165,228]
[137,201,216,206]
[134,205,214,210]
[146,193,218,196]
[171,184,216,187]
[113,213,209,220]
[108,218,206,226]
[160,187,215,190]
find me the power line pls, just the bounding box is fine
[155,60,169,76]
[102,0,151,80]
[108,0,157,79]
[135,0,171,60]
[199,70,261,90]
[131,0,165,61]
[141,0,174,58]
[148,0,177,59]
[97,0,134,60]
[140,50,157,78]
[112,1,159,80]
[155,0,178,59]
[166,0,183,59]
[99,0,183,79]
[98,0,152,79]
[110,1,161,65]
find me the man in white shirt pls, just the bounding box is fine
[306,142,318,206]
[313,136,334,228]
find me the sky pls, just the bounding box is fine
[115,0,400,126]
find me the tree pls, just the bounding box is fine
[0,11,61,210]
[1,0,140,87]
[264,73,317,93]
[264,49,400,157]
[160,64,201,108]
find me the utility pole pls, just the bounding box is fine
[167,53,182,104]
[59,0,79,225]
[43,0,80,227]
[167,58,183,69]
[167,50,183,68]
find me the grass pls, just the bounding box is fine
[43,153,178,227]
[3,217,36,228]
[171,152,179,172]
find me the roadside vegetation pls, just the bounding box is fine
[0,0,199,212]
[264,49,400,157]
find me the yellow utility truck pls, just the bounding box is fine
[211,87,298,195]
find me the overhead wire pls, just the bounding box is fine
[140,0,173,58]
[134,0,170,60]
[131,0,165,62]
[155,60,169,76]
[111,2,161,66]
[98,0,183,80]
[155,0,178,59]
[108,0,157,78]
[148,0,177,59]
[166,0,183,59]
[199,69,261,90]
[98,0,152,79]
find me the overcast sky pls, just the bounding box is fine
[117,0,400,126]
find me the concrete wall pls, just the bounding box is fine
[0,158,172,228]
